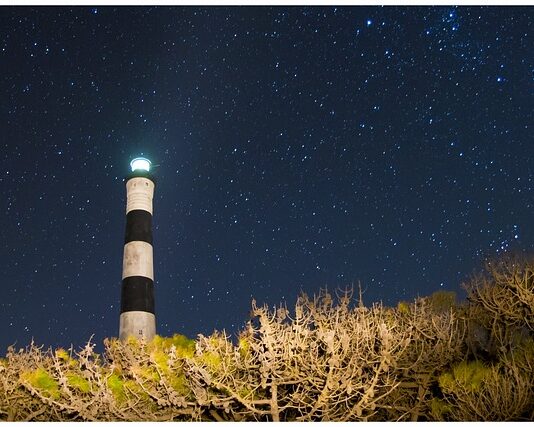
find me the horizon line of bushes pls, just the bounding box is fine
[0,253,533,421]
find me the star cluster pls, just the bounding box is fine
[1,6,533,351]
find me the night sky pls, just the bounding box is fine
[1,6,533,352]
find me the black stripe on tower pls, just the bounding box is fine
[121,276,155,313]
[124,209,153,244]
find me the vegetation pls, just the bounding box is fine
[0,254,533,421]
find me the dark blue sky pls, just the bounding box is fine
[1,6,533,352]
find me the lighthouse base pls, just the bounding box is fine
[119,311,156,342]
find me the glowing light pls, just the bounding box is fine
[130,157,151,172]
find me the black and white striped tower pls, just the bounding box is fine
[119,157,156,341]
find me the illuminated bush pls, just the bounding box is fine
[0,255,533,420]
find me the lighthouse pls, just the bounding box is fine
[119,157,156,341]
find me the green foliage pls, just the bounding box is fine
[55,348,70,361]
[152,348,169,370]
[439,360,490,393]
[135,364,160,383]
[21,368,60,399]
[504,336,534,370]
[516,336,534,359]
[397,301,410,315]
[123,379,151,402]
[169,372,191,396]
[66,373,90,394]
[126,335,141,350]
[428,290,456,312]
[148,335,194,395]
[200,351,222,369]
[170,334,196,358]
[55,348,78,368]
[107,373,126,402]
[238,336,251,358]
[150,334,195,358]
[430,398,451,420]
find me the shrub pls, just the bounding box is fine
[1,254,533,420]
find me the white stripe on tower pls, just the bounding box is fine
[122,241,154,280]
[126,177,154,215]
[119,158,156,342]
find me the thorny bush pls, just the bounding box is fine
[1,255,533,421]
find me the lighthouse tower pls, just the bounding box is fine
[119,157,156,341]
